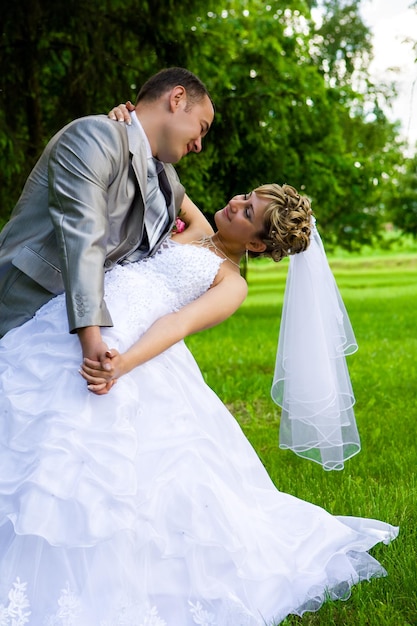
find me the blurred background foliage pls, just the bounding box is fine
[1,0,416,248]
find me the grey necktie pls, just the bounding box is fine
[144,157,169,251]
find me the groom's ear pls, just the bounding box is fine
[169,86,187,111]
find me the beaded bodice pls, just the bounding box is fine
[101,239,224,341]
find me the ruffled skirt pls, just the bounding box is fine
[0,310,398,625]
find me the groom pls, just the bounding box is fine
[0,67,214,367]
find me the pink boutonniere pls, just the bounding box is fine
[172,216,186,233]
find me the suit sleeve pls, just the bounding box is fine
[48,116,128,332]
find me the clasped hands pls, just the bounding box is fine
[79,349,122,395]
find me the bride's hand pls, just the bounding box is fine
[79,349,123,395]
[107,101,134,124]
[86,378,117,395]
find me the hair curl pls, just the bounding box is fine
[253,183,313,262]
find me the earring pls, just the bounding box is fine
[245,248,249,265]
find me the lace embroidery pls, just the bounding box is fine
[34,293,66,319]
[221,596,257,625]
[43,583,81,626]
[0,578,31,626]
[1,582,255,626]
[189,597,255,626]
[100,598,167,626]
[189,600,216,625]
[103,241,224,343]
[34,241,224,334]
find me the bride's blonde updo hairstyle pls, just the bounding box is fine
[253,183,313,262]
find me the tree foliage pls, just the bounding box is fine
[0,0,407,247]
[385,154,417,235]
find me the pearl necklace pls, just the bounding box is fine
[193,235,241,269]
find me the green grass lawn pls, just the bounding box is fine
[186,249,417,626]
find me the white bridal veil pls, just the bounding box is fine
[271,219,361,470]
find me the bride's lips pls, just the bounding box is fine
[224,205,231,221]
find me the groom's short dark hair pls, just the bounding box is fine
[136,67,212,107]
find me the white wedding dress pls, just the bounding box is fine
[0,240,398,626]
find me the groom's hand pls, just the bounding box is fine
[79,349,120,395]
[76,326,113,371]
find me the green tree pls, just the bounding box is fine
[177,0,403,248]
[0,0,406,249]
[0,0,223,220]
[386,154,417,235]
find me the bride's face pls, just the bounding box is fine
[215,191,268,247]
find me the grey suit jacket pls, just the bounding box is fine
[0,115,184,336]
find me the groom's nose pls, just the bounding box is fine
[191,137,203,153]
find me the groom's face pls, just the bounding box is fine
[159,94,214,164]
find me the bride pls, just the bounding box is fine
[0,183,397,625]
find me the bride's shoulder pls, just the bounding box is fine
[213,263,248,294]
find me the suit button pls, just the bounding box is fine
[104,260,113,269]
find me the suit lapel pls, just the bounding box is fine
[125,123,181,253]
[126,123,147,200]
[126,122,179,220]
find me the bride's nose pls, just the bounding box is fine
[229,196,243,213]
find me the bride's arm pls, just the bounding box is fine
[107,101,134,123]
[80,272,248,394]
[173,194,214,243]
